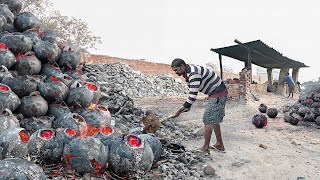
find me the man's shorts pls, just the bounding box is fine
[289,86,295,93]
[203,96,227,125]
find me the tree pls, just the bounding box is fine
[22,0,101,51]
[205,61,234,73]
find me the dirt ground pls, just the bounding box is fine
[134,92,320,180]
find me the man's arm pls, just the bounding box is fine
[172,73,201,118]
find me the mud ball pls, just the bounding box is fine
[304,111,315,122]
[284,112,293,123]
[0,109,19,132]
[258,103,268,113]
[63,136,108,175]
[252,114,268,128]
[28,129,64,162]
[289,113,300,125]
[0,128,29,159]
[315,116,320,126]
[109,134,154,176]
[0,158,46,180]
[139,134,163,164]
[282,105,291,114]
[298,107,308,117]
[266,108,278,118]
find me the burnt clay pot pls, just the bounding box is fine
[109,134,154,176]
[16,91,48,118]
[33,40,60,64]
[1,75,42,98]
[0,109,19,133]
[12,52,41,76]
[0,0,23,15]
[0,43,16,69]
[40,63,62,78]
[0,83,20,112]
[0,65,13,82]
[252,114,268,128]
[0,128,29,158]
[47,102,71,119]
[0,158,46,180]
[63,136,108,175]
[58,50,81,70]
[0,32,32,55]
[258,103,267,113]
[266,108,278,118]
[14,12,40,32]
[38,76,69,104]
[28,128,64,162]
[53,113,87,137]
[66,81,93,108]
[139,134,163,164]
[0,4,14,23]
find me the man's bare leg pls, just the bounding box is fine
[199,124,214,152]
[212,124,225,151]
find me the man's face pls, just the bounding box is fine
[172,65,184,76]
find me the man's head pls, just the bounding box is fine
[171,58,186,76]
[286,72,290,76]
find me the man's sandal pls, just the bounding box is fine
[209,145,226,153]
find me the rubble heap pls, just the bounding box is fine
[82,63,188,98]
[281,82,320,127]
[0,1,213,179]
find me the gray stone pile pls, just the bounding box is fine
[82,62,188,98]
[281,81,320,127]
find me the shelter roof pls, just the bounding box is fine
[211,40,308,69]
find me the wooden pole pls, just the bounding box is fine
[247,50,252,70]
[219,54,223,80]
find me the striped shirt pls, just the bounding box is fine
[183,64,226,108]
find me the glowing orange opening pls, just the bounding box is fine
[264,120,268,126]
[0,43,8,49]
[73,116,83,123]
[49,76,59,82]
[86,124,99,136]
[65,129,77,136]
[98,106,108,111]
[84,82,97,91]
[40,130,53,139]
[100,126,113,135]
[19,130,29,143]
[16,53,26,60]
[127,135,141,147]
[0,85,9,92]
[90,159,102,173]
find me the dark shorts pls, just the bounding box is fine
[289,86,295,93]
[203,96,227,125]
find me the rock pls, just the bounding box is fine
[193,127,205,136]
[259,144,267,149]
[203,165,215,175]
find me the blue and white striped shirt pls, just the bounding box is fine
[183,64,225,108]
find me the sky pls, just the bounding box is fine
[52,0,320,83]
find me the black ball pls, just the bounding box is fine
[267,108,278,118]
[258,103,268,113]
[252,114,267,128]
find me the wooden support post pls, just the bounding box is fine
[219,54,223,80]
[247,50,252,70]
[267,68,273,92]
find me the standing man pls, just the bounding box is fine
[279,72,295,98]
[171,58,228,153]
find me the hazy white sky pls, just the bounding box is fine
[53,0,320,82]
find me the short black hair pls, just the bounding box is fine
[171,58,186,68]
[286,72,290,76]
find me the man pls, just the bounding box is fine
[171,58,228,154]
[279,73,295,98]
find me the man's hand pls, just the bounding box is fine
[171,107,190,118]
